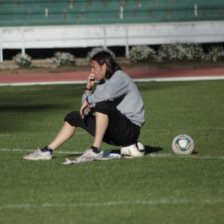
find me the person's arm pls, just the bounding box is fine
[80,98,89,119]
[88,72,130,104]
[85,73,95,94]
[80,73,95,118]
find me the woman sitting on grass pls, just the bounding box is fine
[23,51,145,161]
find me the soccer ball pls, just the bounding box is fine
[171,134,195,155]
[121,141,145,157]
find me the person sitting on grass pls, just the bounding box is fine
[23,51,145,161]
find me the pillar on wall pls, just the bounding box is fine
[0,39,3,62]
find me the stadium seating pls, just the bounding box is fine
[0,0,223,26]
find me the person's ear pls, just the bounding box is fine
[102,63,107,72]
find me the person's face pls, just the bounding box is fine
[91,60,106,81]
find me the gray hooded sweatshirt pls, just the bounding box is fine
[82,70,145,127]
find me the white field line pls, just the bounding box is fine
[0,131,87,137]
[0,148,81,155]
[133,76,224,82]
[0,148,224,160]
[0,80,86,86]
[141,127,224,133]
[1,127,223,138]
[0,198,223,210]
[0,76,224,86]
[148,153,224,160]
[1,126,223,137]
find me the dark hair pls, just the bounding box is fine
[91,51,121,79]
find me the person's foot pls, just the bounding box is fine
[121,141,145,157]
[75,149,102,163]
[23,148,52,160]
[63,149,115,165]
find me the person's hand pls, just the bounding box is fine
[80,99,90,119]
[86,73,95,90]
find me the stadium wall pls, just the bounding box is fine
[0,0,224,61]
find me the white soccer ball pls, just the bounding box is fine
[171,134,195,155]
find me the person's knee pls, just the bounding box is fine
[64,111,81,126]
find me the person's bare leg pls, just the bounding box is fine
[48,122,76,151]
[92,112,109,149]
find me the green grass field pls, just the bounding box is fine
[0,80,224,224]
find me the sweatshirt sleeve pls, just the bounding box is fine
[82,92,91,103]
[87,71,131,104]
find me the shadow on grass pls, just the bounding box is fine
[0,104,66,112]
[0,104,70,132]
[144,145,163,155]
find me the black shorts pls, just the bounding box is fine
[64,101,140,147]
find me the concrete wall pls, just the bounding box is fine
[1,20,224,61]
